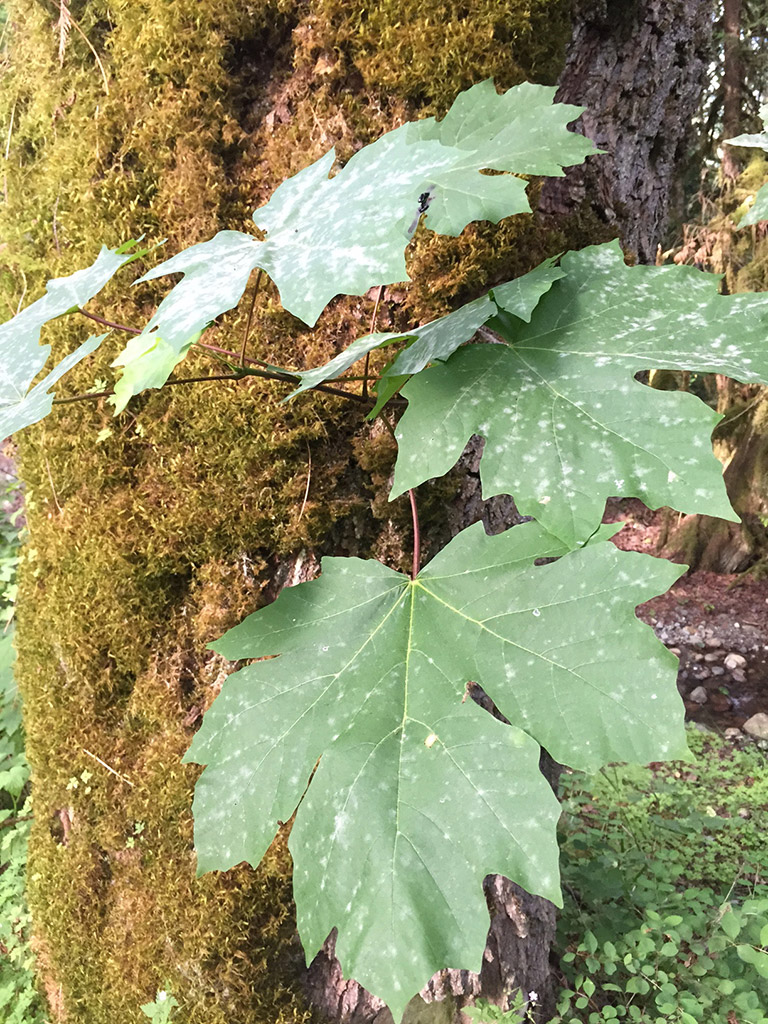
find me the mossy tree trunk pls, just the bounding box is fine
[1,2,712,1023]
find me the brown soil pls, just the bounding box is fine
[607,499,768,732]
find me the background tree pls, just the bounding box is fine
[0,1,717,1021]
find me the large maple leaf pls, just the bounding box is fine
[185,521,684,1019]
[110,81,593,407]
[392,241,768,545]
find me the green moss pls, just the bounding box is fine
[1,0,573,1018]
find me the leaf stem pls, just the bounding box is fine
[52,372,248,404]
[240,269,262,367]
[52,366,372,407]
[0,814,34,830]
[378,412,421,578]
[77,308,141,334]
[409,488,421,580]
[362,284,384,401]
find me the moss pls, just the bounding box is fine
[1,0,573,1019]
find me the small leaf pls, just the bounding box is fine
[740,182,768,227]
[110,330,201,414]
[289,258,565,400]
[0,243,138,438]
[737,944,768,978]
[720,906,741,940]
[112,231,262,407]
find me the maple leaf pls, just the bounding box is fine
[287,258,565,399]
[0,242,143,440]
[185,520,684,1019]
[392,241,768,545]
[110,82,593,407]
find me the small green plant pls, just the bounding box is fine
[549,730,768,1024]
[465,991,532,1022]
[140,988,180,1023]
[0,478,44,1024]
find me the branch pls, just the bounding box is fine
[0,814,33,830]
[77,308,141,335]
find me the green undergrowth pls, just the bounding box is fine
[0,476,45,1023]
[549,728,768,1024]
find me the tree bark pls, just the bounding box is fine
[541,0,714,264]
[721,0,744,180]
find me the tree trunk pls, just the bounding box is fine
[3,2,713,1022]
[721,0,744,180]
[541,0,714,264]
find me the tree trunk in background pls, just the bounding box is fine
[2,1,715,1022]
[722,0,744,180]
[541,0,714,263]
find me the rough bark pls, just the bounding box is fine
[541,0,714,263]
[721,0,744,180]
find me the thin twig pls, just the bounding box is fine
[14,267,27,315]
[240,269,262,367]
[44,455,62,514]
[77,308,141,334]
[45,0,110,95]
[362,284,384,401]
[196,339,291,374]
[82,747,133,786]
[52,372,247,405]
[52,194,61,253]
[378,413,421,578]
[0,814,33,830]
[4,100,16,162]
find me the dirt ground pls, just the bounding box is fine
[607,499,768,733]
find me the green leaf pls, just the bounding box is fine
[386,260,563,378]
[110,330,202,414]
[724,102,768,150]
[740,182,768,226]
[286,331,412,400]
[288,259,564,400]
[720,906,741,940]
[488,258,565,324]
[0,243,138,438]
[736,944,768,978]
[111,231,261,409]
[392,241,768,544]
[253,80,592,325]
[186,520,686,1019]
[137,81,592,374]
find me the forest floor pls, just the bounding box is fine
[608,499,768,736]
